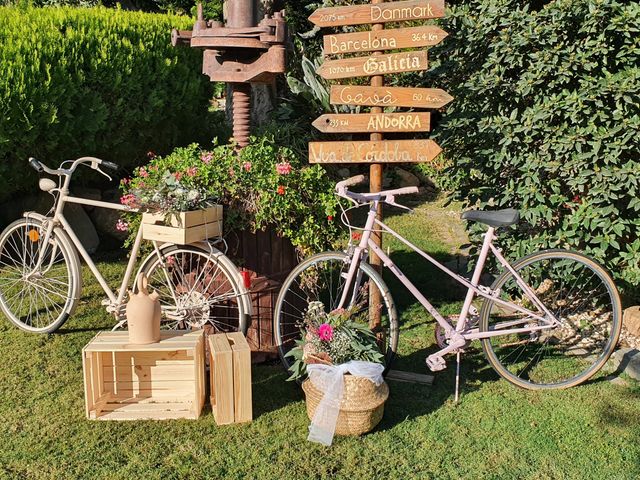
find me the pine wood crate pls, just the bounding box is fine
[142,205,223,244]
[82,330,206,421]
[208,332,252,425]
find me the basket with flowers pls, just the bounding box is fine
[286,301,389,440]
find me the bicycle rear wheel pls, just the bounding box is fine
[0,217,81,333]
[138,244,248,333]
[480,249,621,389]
[274,252,398,376]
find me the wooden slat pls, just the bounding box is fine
[309,0,445,27]
[313,113,431,133]
[323,26,447,55]
[142,205,222,228]
[309,139,442,164]
[142,221,222,245]
[317,50,428,80]
[387,369,434,385]
[228,333,252,423]
[209,334,235,425]
[102,364,195,382]
[330,85,453,109]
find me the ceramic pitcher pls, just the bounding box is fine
[126,274,161,344]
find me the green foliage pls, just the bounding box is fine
[122,132,342,255]
[0,6,215,202]
[427,0,640,289]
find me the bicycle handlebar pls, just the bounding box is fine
[29,157,44,173]
[27,156,119,177]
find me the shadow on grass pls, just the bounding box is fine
[251,365,304,418]
[376,345,501,431]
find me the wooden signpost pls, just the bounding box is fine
[309,139,442,164]
[323,25,448,55]
[309,0,445,27]
[330,85,454,109]
[317,50,428,80]
[312,113,431,133]
[308,0,451,370]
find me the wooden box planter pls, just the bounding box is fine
[208,332,252,425]
[142,205,223,244]
[82,330,206,421]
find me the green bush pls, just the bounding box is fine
[0,6,215,202]
[426,0,640,289]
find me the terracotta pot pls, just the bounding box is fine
[126,274,161,344]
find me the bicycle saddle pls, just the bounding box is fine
[461,208,520,227]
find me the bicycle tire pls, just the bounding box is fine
[0,217,81,333]
[480,249,622,390]
[137,244,249,334]
[273,251,399,377]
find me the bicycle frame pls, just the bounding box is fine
[338,199,560,346]
[30,185,144,312]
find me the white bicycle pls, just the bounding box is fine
[0,156,252,334]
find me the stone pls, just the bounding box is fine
[337,168,351,178]
[608,348,640,382]
[71,188,102,212]
[0,194,53,230]
[89,189,128,242]
[623,306,640,337]
[64,203,100,254]
[393,167,420,188]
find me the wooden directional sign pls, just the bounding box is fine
[318,50,428,80]
[331,85,453,109]
[309,139,442,164]
[313,113,431,133]
[309,0,445,27]
[324,26,448,55]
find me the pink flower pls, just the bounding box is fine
[277,185,285,195]
[120,194,137,207]
[327,215,334,221]
[174,172,183,181]
[318,323,333,342]
[276,162,292,175]
[139,181,145,188]
[115,219,129,232]
[229,167,235,177]
[121,178,130,186]
[243,161,252,172]
[139,167,148,178]
[186,166,198,177]
[201,152,213,164]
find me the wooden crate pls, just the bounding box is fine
[208,332,252,425]
[82,330,206,421]
[142,205,223,244]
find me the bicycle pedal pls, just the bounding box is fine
[426,355,447,372]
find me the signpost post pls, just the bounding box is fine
[308,0,450,337]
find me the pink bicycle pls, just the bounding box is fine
[274,175,622,392]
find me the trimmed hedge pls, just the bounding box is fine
[0,6,214,201]
[425,0,640,289]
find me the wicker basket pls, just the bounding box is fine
[302,374,389,436]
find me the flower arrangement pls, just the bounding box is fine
[285,301,385,381]
[119,130,342,255]
[122,167,215,221]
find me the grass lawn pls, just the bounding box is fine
[0,195,639,479]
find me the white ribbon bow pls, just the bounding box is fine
[306,360,385,446]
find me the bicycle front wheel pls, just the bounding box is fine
[0,217,81,333]
[480,249,622,390]
[274,252,398,376]
[139,245,248,333]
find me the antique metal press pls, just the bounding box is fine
[172,0,287,147]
